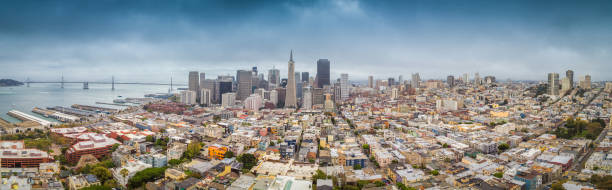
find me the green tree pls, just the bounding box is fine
[224,151,235,158]
[493,172,503,178]
[91,166,112,181]
[168,159,183,167]
[362,144,370,150]
[80,185,112,190]
[145,135,154,142]
[442,143,449,148]
[184,141,202,159]
[498,143,510,152]
[353,164,362,170]
[127,167,167,189]
[551,179,567,190]
[431,170,439,176]
[237,153,258,170]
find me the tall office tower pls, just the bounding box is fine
[561,77,571,95]
[302,72,309,83]
[295,72,303,99]
[334,83,342,103]
[312,88,324,105]
[387,78,395,86]
[255,88,266,100]
[221,93,236,107]
[340,73,349,100]
[188,71,199,97]
[268,67,281,87]
[566,70,574,88]
[463,73,469,83]
[548,73,560,96]
[252,67,258,76]
[201,79,217,103]
[368,76,374,88]
[302,87,312,110]
[270,90,278,106]
[276,88,286,107]
[474,72,481,85]
[316,59,330,88]
[447,75,455,88]
[200,89,211,106]
[398,75,403,85]
[580,75,592,89]
[180,90,197,105]
[217,80,233,104]
[411,73,420,88]
[285,51,298,108]
[237,70,253,100]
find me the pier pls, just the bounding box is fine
[71,104,118,113]
[7,110,57,127]
[48,106,98,117]
[32,107,81,123]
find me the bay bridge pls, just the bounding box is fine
[24,76,184,90]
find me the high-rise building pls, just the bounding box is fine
[324,94,335,112]
[566,70,574,89]
[548,73,560,96]
[269,89,278,106]
[316,59,330,88]
[302,72,309,83]
[463,73,469,83]
[244,94,262,111]
[201,79,217,103]
[180,90,197,105]
[368,76,374,88]
[285,51,297,108]
[295,72,302,99]
[334,83,342,103]
[391,88,399,100]
[387,77,395,87]
[200,89,211,106]
[398,75,403,85]
[217,80,233,104]
[411,73,420,88]
[221,93,236,107]
[340,73,349,100]
[474,73,481,85]
[447,75,455,88]
[236,70,252,101]
[302,87,312,110]
[268,67,281,87]
[561,77,571,95]
[188,71,199,98]
[312,88,324,105]
[484,76,496,84]
[252,67,258,76]
[580,75,591,89]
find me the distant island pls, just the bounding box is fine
[0,79,24,87]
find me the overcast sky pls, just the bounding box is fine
[1,0,611,83]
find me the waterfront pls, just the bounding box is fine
[0,83,173,123]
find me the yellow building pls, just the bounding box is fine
[165,168,187,180]
[208,144,228,160]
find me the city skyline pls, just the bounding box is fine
[1,0,612,82]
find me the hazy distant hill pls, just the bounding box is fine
[0,79,24,87]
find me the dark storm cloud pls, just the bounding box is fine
[1,0,611,83]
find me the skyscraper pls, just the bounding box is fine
[316,59,330,88]
[302,72,309,83]
[201,79,217,103]
[368,76,374,88]
[200,89,211,106]
[188,71,199,97]
[566,70,574,88]
[237,70,252,101]
[411,73,420,88]
[285,51,297,108]
[387,77,395,87]
[398,75,403,85]
[268,67,280,87]
[474,72,481,85]
[221,92,236,107]
[340,73,349,100]
[580,75,591,89]
[198,72,206,99]
[302,87,312,110]
[548,73,560,96]
[447,75,455,88]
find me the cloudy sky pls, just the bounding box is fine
[1,0,611,83]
